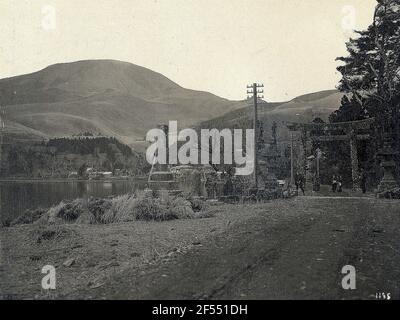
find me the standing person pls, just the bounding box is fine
[223,175,233,196]
[332,175,337,193]
[298,172,305,195]
[206,171,218,199]
[337,176,343,193]
[360,170,367,194]
[295,171,300,193]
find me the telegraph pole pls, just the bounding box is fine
[290,132,295,185]
[0,106,4,176]
[247,83,264,188]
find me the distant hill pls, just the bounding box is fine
[200,90,344,143]
[0,60,244,149]
[268,90,343,121]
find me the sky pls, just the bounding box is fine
[0,0,377,102]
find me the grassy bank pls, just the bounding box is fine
[6,190,212,228]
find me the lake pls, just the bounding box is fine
[0,179,147,223]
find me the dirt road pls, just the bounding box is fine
[75,196,400,300]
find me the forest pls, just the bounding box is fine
[0,136,149,178]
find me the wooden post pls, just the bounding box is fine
[253,83,258,188]
[301,129,307,182]
[247,83,264,188]
[396,103,400,180]
[349,130,360,191]
[290,132,295,185]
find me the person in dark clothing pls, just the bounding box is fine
[360,171,367,194]
[295,172,305,195]
[223,176,233,196]
[295,172,300,192]
[337,176,343,193]
[332,175,337,193]
[299,175,305,195]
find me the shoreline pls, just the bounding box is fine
[0,177,148,183]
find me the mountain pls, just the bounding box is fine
[0,59,343,150]
[267,90,344,121]
[0,60,243,149]
[199,90,344,143]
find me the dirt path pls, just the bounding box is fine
[75,197,400,300]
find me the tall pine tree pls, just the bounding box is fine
[331,0,400,184]
[336,0,400,130]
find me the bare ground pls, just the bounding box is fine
[0,202,260,299]
[1,196,400,300]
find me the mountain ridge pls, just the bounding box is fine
[0,60,243,148]
[0,60,343,149]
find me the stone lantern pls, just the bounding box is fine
[377,134,398,193]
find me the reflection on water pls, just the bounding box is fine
[102,182,113,189]
[0,180,146,223]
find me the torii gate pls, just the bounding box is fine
[287,118,375,190]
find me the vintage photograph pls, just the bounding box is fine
[0,0,399,305]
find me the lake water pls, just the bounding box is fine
[0,179,147,223]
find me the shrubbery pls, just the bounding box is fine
[9,208,47,227]
[9,191,212,226]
